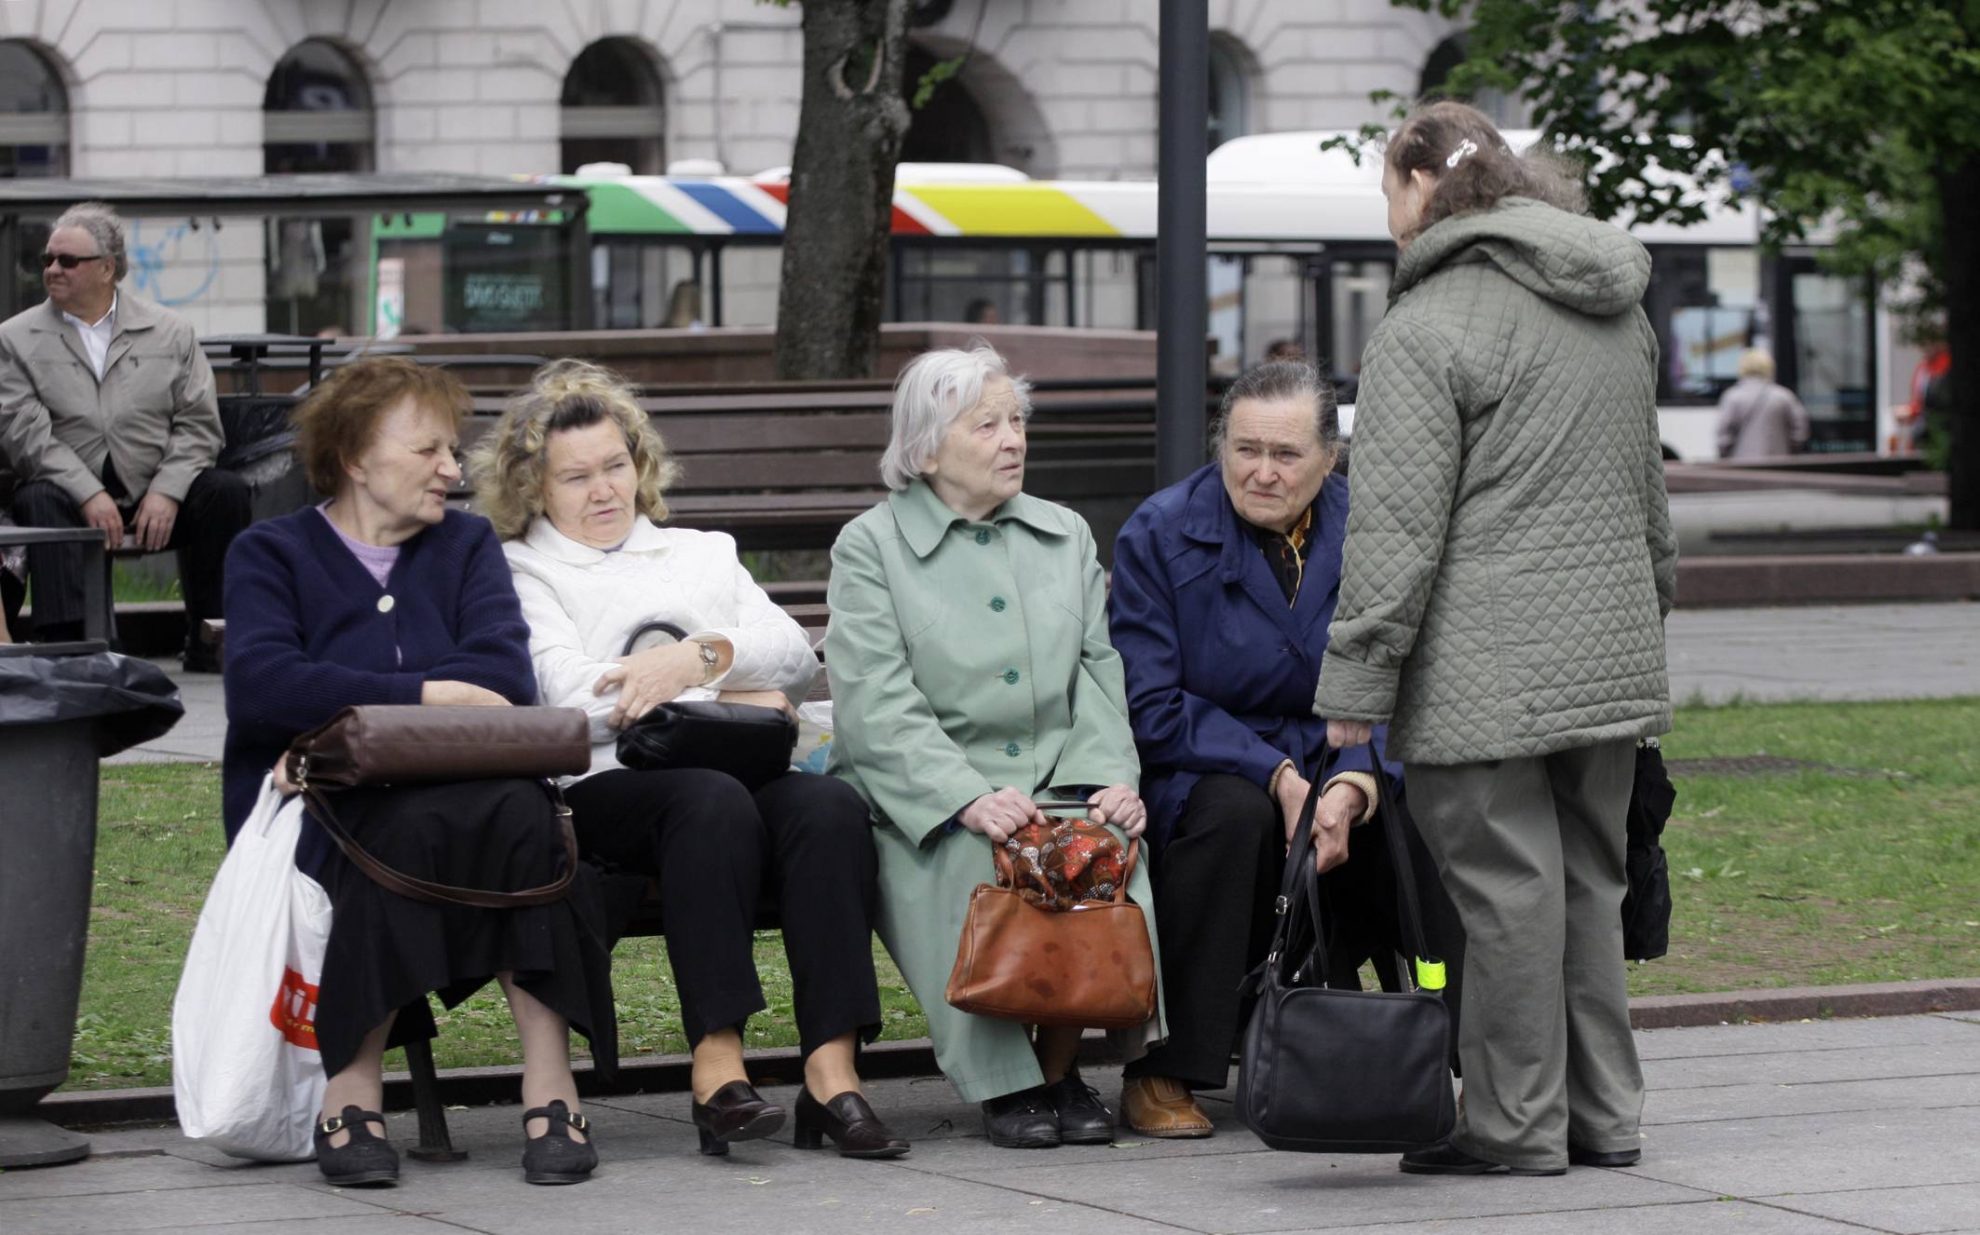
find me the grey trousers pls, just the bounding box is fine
[1408,739,1644,1170]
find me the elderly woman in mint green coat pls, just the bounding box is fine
[827,344,1164,1151]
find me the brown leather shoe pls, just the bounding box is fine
[1121,1075,1213,1139]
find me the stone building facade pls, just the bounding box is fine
[1,0,1477,333]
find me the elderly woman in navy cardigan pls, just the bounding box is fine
[221,358,613,1188]
[1106,362,1457,1138]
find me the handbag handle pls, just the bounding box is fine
[301,781,581,909]
[1265,745,1447,994]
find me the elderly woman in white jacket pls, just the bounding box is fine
[471,360,905,1161]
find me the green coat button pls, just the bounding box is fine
[1003,668,1020,685]
[989,596,1006,612]
[1004,741,1022,757]
[974,529,991,545]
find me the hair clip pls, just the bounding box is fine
[1445,138,1480,169]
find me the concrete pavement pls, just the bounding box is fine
[6,1012,1978,1234]
[106,600,1980,765]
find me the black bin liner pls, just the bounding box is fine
[0,651,184,756]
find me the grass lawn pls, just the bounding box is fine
[67,697,1980,1092]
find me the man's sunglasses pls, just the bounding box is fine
[40,252,106,270]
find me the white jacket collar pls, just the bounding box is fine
[522,514,671,564]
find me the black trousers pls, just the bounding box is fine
[1124,772,1467,1090]
[562,766,882,1058]
[11,466,250,639]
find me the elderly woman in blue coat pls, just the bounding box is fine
[827,344,1164,1150]
[1107,362,1449,1138]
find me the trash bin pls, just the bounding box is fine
[0,650,183,1168]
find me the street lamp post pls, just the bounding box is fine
[1156,0,1209,488]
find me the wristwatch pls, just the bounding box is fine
[693,639,721,683]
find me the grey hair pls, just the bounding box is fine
[880,343,1033,491]
[51,202,128,282]
[1211,361,1340,453]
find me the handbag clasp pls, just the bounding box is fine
[1274,895,1288,916]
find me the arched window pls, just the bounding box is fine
[264,41,372,336]
[1419,33,1518,127]
[901,45,992,164]
[264,39,374,173]
[561,39,665,174]
[1207,35,1252,152]
[1,41,68,179]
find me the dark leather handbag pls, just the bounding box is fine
[612,621,798,788]
[1623,738,1676,961]
[285,704,592,909]
[945,814,1157,1030]
[1236,749,1457,1153]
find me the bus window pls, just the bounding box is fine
[1239,254,1312,368]
[1327,259,1393,398]
[1645,247,1763,403]
[713,245,781,328]
[1785,261,1873,450]
[893,244,1069,325]
[1071,246,1147,331]
[591,240,700,329]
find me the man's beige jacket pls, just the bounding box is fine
[0,292,221,504]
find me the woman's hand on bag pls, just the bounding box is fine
[597,643,703,729]
[1086,783,1148,838]
[422,679,512,708]
[1310,782,1363,874]
[959,787,1048,845]
[1276,768,1314,849]
[1326,719,1374,749]
[271,756,299,796]
[717,688,796,717]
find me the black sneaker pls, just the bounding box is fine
[1044,1072,1115,1145]
[981,1087,1060,1149]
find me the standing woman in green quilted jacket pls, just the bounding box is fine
[1315,101,1677,1177]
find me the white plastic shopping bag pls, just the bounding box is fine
[172,777,332,1161]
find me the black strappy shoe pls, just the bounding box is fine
[314,1105,399,1186]
[521,1099,598,1185]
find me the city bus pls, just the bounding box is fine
[371,133,1889,461]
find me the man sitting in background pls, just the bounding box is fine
[0,202,248,671]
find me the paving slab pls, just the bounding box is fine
[1621,1104,1980,1197]
[1644,1072,1980,1126]
[0,1180,388,1234]
[1636,1014,1980,1060]
[1760,1183,1980,1235]
[1272,1198,1878,1234]
[1641,1041,1978,1090]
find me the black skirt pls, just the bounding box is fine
[307,778,618,1081]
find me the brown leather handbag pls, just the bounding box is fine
[945,828,1158,1030]
[285,705,593,910]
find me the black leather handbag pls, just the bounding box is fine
[1623,738,1676,962]
[1236,748,1457,1153]
[612,621,799,788]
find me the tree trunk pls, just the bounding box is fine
[1939,156,1980,530]
[773,0,913,380]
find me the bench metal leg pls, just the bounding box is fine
[402,1038,467,1162]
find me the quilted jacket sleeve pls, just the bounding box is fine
[1639,316,1678,619]
[1315,315,1465,723]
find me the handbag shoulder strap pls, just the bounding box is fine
[1260,777,1330,984]
[1351,744,1448,994]
[301,781,580,909]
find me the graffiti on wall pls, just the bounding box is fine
[125,218,223,307]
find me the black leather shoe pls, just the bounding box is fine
[314,1105,399,1186]
[1569,1143,1641,1167]
[180,641,223,675]
[690,1080,785,1156]
[981,1087,1060,1149]
[793,1088,910,1159]
[1400,1139,1566,1177]
[521,1099,597,1185]
[1045,1072,1115,1145]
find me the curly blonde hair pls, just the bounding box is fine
[468,359,681,540]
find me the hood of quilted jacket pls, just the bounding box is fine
[1393,198,1651,318]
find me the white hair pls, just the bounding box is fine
[879,343,1033,491]
[51,202,128,282]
